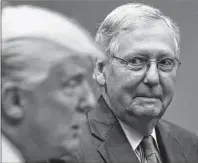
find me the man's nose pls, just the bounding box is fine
[77,82,96,113]
[143,62,159,87]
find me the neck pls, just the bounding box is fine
[16,136,46,162]
[5,132,44,162]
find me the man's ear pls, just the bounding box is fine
[2,83,25,125]
[93,59,106,86]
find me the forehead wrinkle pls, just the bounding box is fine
[116,20,176,51]
[120,44,175,60]
[123,49,174,60]
[115,23,176,59]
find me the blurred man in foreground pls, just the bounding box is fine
[66,3,198,163]
[1,5,105,162]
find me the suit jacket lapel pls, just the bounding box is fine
[88,96,140,163]
[156,120,187,163]
[98,121,140,163]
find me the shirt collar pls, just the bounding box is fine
[118,119,157,151]
[2,134,24,163]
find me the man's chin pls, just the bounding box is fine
[127,108,163,119]
[127,105,163,118]
[126,99,163,118]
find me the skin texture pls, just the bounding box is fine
[96,20,179,135]
[2,53,96,161]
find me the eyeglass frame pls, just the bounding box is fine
[109,55,181,72]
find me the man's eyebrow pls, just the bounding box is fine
[122,52,147,60]
[62,69,87,81]
[124,50,174,59]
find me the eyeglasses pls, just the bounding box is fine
[110,55,181,72]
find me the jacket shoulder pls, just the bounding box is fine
[159,119,198,159]
[160,119,198,140]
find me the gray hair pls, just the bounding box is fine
[95,3,180,58]
[2,5,104,90]
[2,38,72,90]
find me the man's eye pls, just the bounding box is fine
[62,74,84,88]
[67,80,78,87]
[128,57,147,65]
[159,58,173,66]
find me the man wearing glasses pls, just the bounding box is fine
[66,3,198,163]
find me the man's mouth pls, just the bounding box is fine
[134,97,161,105]
[135,94,162,102]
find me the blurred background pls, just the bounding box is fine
[4,0,198,135]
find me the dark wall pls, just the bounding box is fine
[8,0,198,135]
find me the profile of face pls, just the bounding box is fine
[2,53,96,161]
[28,55,95,159]
[96,20,180,130]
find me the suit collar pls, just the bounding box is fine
[87,95,116,141]
[97,121,140,163]
[119,119,158,151]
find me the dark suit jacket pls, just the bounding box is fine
[61,96,198,163]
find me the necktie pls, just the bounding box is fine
[141,135,162,163]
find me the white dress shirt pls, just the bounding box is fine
[2,134,24,163]
[118,119,159,161]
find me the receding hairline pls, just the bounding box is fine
[95,3,180,58]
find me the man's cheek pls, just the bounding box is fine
[162,79,175,96]
[65,95,81,111]
[117,89,134,109]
